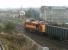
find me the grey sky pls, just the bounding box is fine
[0,0,68,8]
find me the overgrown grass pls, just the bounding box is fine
[0,32,38,50]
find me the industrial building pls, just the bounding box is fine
[40,6,68,25]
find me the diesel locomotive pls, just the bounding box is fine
[24,19,46,33]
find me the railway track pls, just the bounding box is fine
[24,32,68,50]
[17,24,68,50]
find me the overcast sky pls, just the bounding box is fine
[0,0,68,8]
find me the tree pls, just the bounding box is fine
[25,8,40,19]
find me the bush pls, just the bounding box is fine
[4,22,16,34]
[0,23,4,32]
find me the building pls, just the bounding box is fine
[40,6,68,24]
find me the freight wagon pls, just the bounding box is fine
[46,25,68,40]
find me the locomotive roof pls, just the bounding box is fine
[31,21,39,24]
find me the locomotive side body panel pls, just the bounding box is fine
[38,24,46,32]
[24,22,37,31]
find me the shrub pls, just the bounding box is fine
[0,23,5,33]
[4,22,16,34]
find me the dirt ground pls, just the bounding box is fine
[0,32,41,50]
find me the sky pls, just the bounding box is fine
[0,0,68,8]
